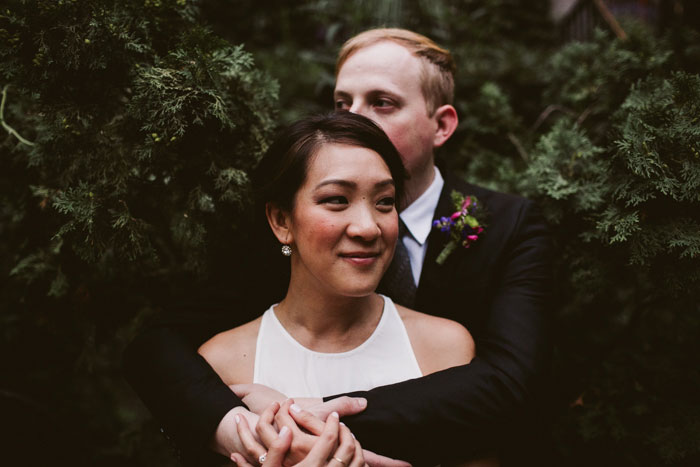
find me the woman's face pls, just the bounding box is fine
[287,143,398,298]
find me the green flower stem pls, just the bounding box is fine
[436,241,457,265]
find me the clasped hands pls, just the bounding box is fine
[214,383,409,467]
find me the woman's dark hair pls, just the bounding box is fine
[252,112,407,211]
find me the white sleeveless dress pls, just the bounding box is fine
[253,295,423,398]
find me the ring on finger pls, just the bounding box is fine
[332,456,348,466]
[258,452,267,464]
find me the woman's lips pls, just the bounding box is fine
[339,251,380,266]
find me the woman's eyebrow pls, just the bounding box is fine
[375,179,395,188]
[314,178,394,189]
[315,179,355,189]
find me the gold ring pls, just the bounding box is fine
[333,457,347,466]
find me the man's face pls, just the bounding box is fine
[334,41,440,194]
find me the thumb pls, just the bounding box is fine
[320,396,368,418]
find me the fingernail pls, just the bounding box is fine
[357,398,367,409]
[331,411,339,419]
[340,422,346,427]
[234,414,240,424]
[290,403,301,413]
[279,426,290,437]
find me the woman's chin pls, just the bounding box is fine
[333,280,382,299]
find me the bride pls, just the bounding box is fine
[198,112,475,466]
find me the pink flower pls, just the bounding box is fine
[467,235,479,241]
[450,210,463,220]
[461,197,472,210]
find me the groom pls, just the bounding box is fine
[125,28,552,465]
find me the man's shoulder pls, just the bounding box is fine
[439,172,536,223]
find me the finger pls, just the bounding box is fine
[362,450,412,467]
[288,402,326,435]
[256,402,282,449]
[235,413,267,463]
[330,422,357,467]
[348,438,365,467]
[275,399,319,464]
[305,411,340,462]
[260,425,292,466]
[352,439,366,467]
[318,396,368,419]
[231,452,255,467]
[274,399,300,433]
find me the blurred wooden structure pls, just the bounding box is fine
[552,0,661,41]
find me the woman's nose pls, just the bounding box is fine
[346,206,381,240]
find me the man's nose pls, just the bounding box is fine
[348,101,367,117]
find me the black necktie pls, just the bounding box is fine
[379,220,417,307]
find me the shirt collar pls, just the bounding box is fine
[400,166,444,245]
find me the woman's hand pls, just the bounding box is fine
[230,399,365,467]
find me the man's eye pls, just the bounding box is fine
[335,100,350,110]
[321,196,348,205]
[374,99,394,108]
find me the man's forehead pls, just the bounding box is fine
[339,41,418,71]
[335,42,423,95]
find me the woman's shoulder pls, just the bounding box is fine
[197,315,262,384]
[396,304,475,375]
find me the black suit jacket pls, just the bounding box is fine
[123,174,553,465]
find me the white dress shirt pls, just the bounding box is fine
[399,166,444,286]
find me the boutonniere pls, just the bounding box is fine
[432,191,486,265]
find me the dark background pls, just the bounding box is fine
[1,1,699,465]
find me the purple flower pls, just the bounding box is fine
[432,191,486,264]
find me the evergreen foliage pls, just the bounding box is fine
[521,35,700,466]
[2,1,699,465]
[1,0,276,464]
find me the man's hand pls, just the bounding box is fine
[232,383,288,414]
[295,396,368,420]
[213,406,261,462]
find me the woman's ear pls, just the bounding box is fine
[265,203,293,245]
[432,104,459,148]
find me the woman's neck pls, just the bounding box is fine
[274,280,384,353]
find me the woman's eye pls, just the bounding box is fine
[321,196,348,205]
[377,196,396,208]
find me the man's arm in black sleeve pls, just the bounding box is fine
[123,321,241,460]
[333,200,553,464]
